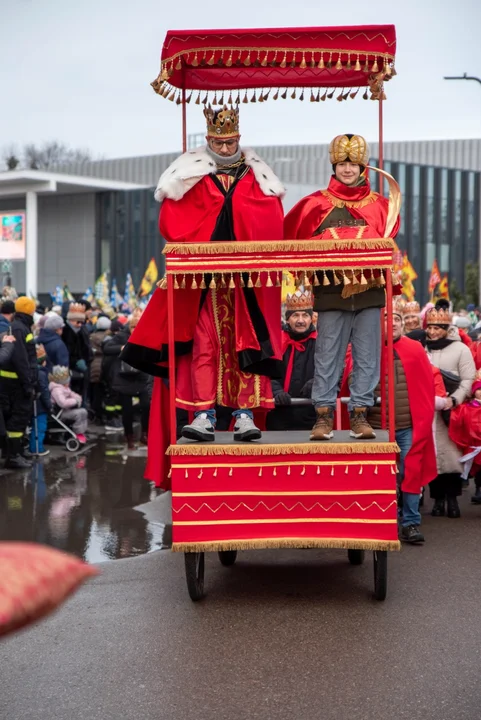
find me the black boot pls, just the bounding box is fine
[471,486,481,504]
[431,498,445,517]
[5,437,32,469]
[447,496,461,518]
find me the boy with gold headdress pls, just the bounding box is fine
[285,133,400,443]
[123,106,285,470]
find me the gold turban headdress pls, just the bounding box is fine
[329,134,370,167]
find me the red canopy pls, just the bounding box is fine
[152,25,396,103]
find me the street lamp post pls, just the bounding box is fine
[443,72,481,304]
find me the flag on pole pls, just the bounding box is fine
[124,272,137,308]
[63,282,74,302]
[54,286,63,305]
[281,271,296,302]
[401,253,418,302]
[110,278,123,309]
[438,274,450,300]
[95,272,110,305]
[82,287,94,303]
[138,258,158,297]
[428,259,441,293]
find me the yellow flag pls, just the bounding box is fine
[401,253,418,302]
[281,270,296,302]
[438,274,449,300]
[139,258,159,297]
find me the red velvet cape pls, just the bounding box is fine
[449,403,481,472]
[284,175,400,240]
[341,337,436,493]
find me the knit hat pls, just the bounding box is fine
[96,316,111,331]
[15,296,36,316]
[44,313,65,331]
[48,365,70,385]
[36,343,47,363]
[0,300,15,314]
[67,302,86,322]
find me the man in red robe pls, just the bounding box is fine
[284,134,400,442]
[123,105,285,451]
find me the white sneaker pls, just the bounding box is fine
[233,413,262,442]
[181,413,215,442]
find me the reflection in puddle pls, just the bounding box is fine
[0,440,170,562]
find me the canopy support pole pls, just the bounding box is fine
[182,89,187,152]
[167,274,177,446]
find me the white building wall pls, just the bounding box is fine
[0,193,95,295]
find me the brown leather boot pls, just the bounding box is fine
[349,408,376,439]
[310,406,334,441]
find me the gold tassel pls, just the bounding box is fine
[318,54,325,69]
[280,51,287,68]
[251,90,257,102]
[209,275,216,289]
[350,268,357,285]
[291,88,297,99]
[167,89,176,101]
[174,275,179,290]
[372,57,379,72]
[310,90,316,102]
[212,91,218,105]
[333,271,341,286]
[261,53,268,67]
[335,55,342,70]
[300,52,307,69]
[192,52,199,67]
[240,273,245,288]
[304,273,311,289]
[247,272,253,288]
[207,52,215,66]
[227,91,233,104]
[262,90,270,101]
[220,274,226,288]
[301,466,306,476]
[175,58,182,70]
[226,52,233,67]
[385,62,392,76]
[243,90,249,104]
[363,58,369,72]
[321,89,328,101]
[346,56,352,70]
[336,89,344,101]
[281,89,288,99]
[186,92,192,104]
[198,469,203,479]
[258,90,264,103]
[379,270,386,286]
[191,275,198,290]
[342,270,351,285]
[200,274,206,289]
[235,91,241,104]
[327,52,333,68]
[176,92,182,105]
[363,88,369,100]
[219,92,224,105]
[323,271,330,286]
[244,52,251,67]
[161,64,169,81]
[350,87,360,99]
[202,92,208,104]
[275,271,281,287]
[327,88,336,99]
[360,270,368,285]
[299,89,304,101]
[254,273,262,288]
[355,55,361,71]
[213,467,217,477]
[180,274,186,289]
[228,274,235,289]
[266,272,273,287]
[273,89,279,100]
[313,272,320,286]
[158,277,168,290]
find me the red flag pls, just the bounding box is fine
[428,259,441,292]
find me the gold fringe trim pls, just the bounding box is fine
[167,442,400,456]
[320,189,378,209]
[172,538,401,552]
[163,239,394,256]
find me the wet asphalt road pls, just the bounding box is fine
[1,445,481,720]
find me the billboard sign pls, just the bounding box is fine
[0,212,26,260]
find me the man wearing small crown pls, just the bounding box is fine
[123,105,285,463]
[267,289,317,431]
[285,134,400,442]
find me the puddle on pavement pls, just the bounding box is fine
[0,438,171,562]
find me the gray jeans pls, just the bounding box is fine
[61,407,88,434]
[312,308,381,412]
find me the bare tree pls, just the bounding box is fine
[2,144,21,170]
[23,141,92,170]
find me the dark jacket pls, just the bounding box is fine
[369,341,412,431]
[62,323,92,370]
[90,330,109,383]
[0,315,11,335]
[1,313,37,390]
[35,365,52,415]
[0,337,15,368]
[103,327,150,396]
[36,328,69,369]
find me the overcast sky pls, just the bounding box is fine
[2,0,480,160]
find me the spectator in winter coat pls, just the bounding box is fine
[62,303,92,402]
[89,316,111,421]
[48,366,88,444]
[0,300,15,335]
[36,314,69,369]
[103,311,150,449]
[0,331,16,457]
[28,344,52,457]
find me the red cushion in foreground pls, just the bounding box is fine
[0,543,99,638]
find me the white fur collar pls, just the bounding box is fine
[154,146,285,203]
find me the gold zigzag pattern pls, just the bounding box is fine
[173,500,398,515]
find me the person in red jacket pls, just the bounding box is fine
[284,133,400,443]
[123,106,285,455]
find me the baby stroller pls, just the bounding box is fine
[28,397,82,453]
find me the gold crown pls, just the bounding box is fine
[403,301,421,316]
[36,343,46,358]
[204,105,240,138]
[426,307,452,325]
[48,365,70,384]
[392,298,406,318]
[285,290,314,313]
[329,134,370,166]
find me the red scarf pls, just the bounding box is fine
[324,175,373,203]
[282,330,317,392]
